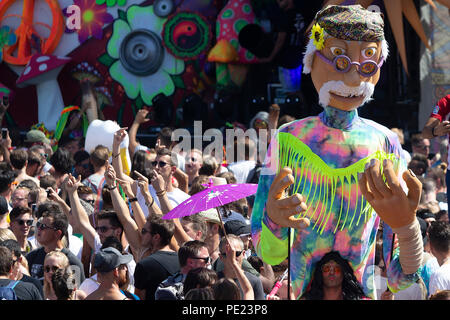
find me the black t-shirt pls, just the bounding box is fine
[26,247,85,285]
[21,274,44,298]
[217,270,265,300]
[0,279,43,300]
[134,251,179,301]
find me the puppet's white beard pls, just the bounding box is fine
[318,80,375,108]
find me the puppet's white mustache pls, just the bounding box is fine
[318,81,375,107]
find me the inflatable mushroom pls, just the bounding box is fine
[16,53,71,131]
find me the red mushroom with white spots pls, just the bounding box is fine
[16,53,71,130]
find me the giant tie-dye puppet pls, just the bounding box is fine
[251,5,424,300]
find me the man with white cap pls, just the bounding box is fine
[85,247,133,300]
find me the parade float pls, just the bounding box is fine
[0,0,447,141]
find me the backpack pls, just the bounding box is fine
[0,280,19,300]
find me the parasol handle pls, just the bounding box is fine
[216,207,230,245]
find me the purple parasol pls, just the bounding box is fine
[162,182,258,220]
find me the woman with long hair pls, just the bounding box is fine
[301,251,368,300]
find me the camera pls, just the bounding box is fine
[1,128,7,140]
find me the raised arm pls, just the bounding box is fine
[225,242,254,300]
[104,164,142,253]
[0,128,12,164]
[421,117,450,140]
[47,187,76,229]
[128,109,149,158]
[151,169,191,246]
[111,127,134,184]
[173,167,189,194]
[65,174,98,250]
[134,170,162,220]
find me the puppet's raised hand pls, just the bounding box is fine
[266,167,310,230]
[358,159,422,229]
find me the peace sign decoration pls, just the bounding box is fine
[0,0,64,65]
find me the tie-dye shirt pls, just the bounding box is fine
[251,106,420,299]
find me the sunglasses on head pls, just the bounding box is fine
[220,251,243,258]
[44,265,60,273]
[191,256,211,264]
[15,219,33,226]
[36,221,57,231]
[151,161,168,168]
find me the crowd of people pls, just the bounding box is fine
[0,90,449,301]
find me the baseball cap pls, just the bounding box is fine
[224,219,251,237]
[24,130,50,145]
[197,208,221,225]
[93,247,132,273]
[0,196,8,215]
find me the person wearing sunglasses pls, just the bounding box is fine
[155,240,211,300]
[216,235,264,300]
[73,150,93,181]
[25,207,85,286]
[301,251,367,300]
[8,206,35,255]
[146,148,190,210]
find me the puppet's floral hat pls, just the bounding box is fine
[313,4,385,42]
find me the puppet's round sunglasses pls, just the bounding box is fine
[315,51,384,77]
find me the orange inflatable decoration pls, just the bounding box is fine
[0,0,64,65]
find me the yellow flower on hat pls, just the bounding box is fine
[310,23,325,50]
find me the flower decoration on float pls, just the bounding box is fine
[99,4,185,106]
[0,26,17,62]
[310,23,325,51]
[63,0,114,44]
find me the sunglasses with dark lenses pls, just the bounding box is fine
[191,256,211,264]
[220,251,243,258]
[44,265,60,273]
[15,219,33,226]
[36,221,57,231]
[95,226,115,233]
[151,161,168,168]
[321,264,342,274]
